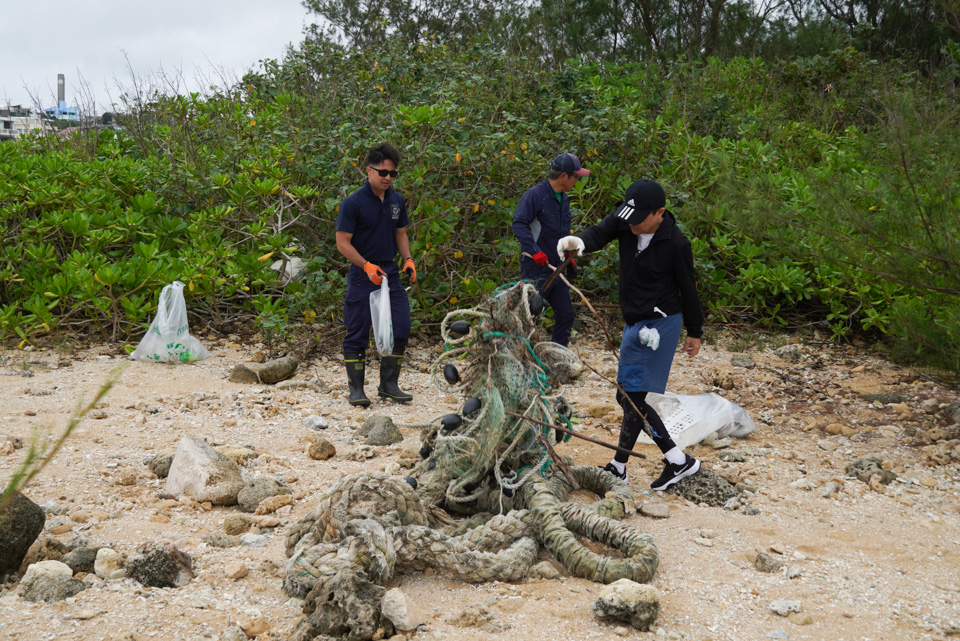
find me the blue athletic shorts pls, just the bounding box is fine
[617,313,683,394]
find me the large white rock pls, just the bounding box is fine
[381,588,425,631]
[21,560,72,587]
[94,548,123,579]
[166,437,244,506]
[592,579,660,630]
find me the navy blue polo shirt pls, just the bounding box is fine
[336,180,409,262]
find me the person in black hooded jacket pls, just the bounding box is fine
[557,179,704,491]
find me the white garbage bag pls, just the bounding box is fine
[269,256,305,285]
[369,277,394,357]
[637,392,756,449]
[130,281,210,364]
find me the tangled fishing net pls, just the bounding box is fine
[284,281,660,641]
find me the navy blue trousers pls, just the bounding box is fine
[522,266,575,346]
[342,263,411,354]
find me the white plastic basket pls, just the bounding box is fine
[637,392,756,449]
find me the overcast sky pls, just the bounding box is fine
[1,0,312,112]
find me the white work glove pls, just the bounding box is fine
[556,236,585,258]
[637,327,661,351]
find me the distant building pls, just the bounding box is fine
[0,105,48,141]
[2,77,119,141]
[44,104,80,120]
[44,73,80,121]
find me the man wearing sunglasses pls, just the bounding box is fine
[511,153,590,347]
[335,142,417,406]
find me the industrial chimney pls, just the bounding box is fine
[57,74,66,110]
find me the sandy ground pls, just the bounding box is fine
[1,328,959,641]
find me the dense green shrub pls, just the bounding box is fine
[0,39,957,373]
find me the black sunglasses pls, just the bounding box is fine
[369,166,399,178]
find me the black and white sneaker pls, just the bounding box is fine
[650,454,701,491]
[599,462,628,482]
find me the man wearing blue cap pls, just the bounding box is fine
[557,179,704,491]
[512,153,590,346]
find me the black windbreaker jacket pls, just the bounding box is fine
[577,210,704,338]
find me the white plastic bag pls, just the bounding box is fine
[130,281,210,364]
[637,392,756,449]
[369,277,394,356]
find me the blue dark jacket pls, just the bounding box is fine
[512,180,571,278]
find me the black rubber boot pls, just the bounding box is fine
[344,351,371,407]
[378,352,413,402]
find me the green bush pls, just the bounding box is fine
[1,39,957,374]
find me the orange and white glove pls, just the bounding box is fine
[402,257,417,283]
[363,261,386,285]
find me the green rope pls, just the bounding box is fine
[481,331,551,389]
[416,280,584,508]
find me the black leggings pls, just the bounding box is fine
[613,390,677,464]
